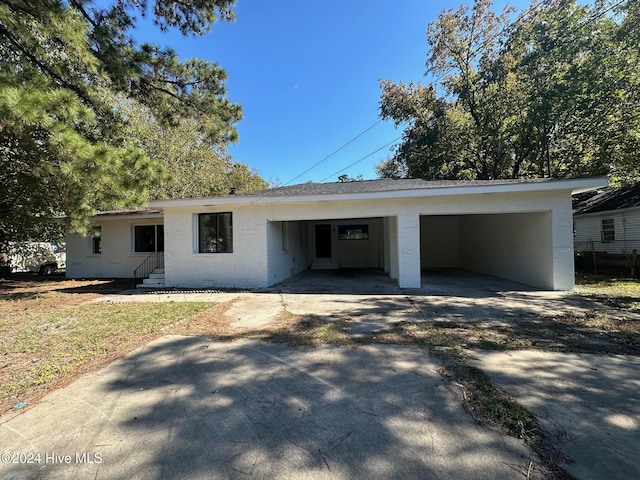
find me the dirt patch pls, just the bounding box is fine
[0,274,136,299]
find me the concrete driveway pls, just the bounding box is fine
[2,269,638,479]
[468,350,640,480]
[1,337,532,480]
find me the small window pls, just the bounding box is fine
[91,227,102,254]
[198,213,233,253]
[338,224,369,240]
[601,219,614,243]
[134,225,164,253]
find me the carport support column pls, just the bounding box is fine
[552,199,575,290]
[396,213,421,288]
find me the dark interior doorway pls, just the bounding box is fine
[315,224,332,258]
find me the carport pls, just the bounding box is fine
[266,216,390,284]
[420,212,553,289]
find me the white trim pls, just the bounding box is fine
[92,213,163,221]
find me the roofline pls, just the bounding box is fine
[91,212,164,221]
[150,177,608,208]
[574,204,640,217]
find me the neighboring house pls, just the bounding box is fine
[65,177,607,290]
[573,182,640,274]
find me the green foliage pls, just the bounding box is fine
[378,0,640,182]
[0,0,242,248]
[119,100,267,198]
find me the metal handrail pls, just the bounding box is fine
[133,251,164,284]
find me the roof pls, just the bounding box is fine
[149,176,607,208]
[92,208,163,219]
[241,178,559,197]
[573,183,640,215]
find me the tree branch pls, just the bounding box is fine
[68,0,98,28]
[0,23,95,108]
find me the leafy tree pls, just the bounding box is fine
[378,0,640,183]
[120,100,267,199]
[337,174,364,182]
[0,0,241,257]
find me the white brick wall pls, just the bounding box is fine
[459,212,553,289]
[163,206,269,289]
[267,221,309,286]
[66,217,162,278]
[68,188,578,290]
[397,212,422,288]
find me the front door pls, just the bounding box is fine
[315,224,332,258]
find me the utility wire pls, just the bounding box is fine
[319,137,403,183]
[283,119,383,186]
[257,0,623,199]
[279,1,550,189]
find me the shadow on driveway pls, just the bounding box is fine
[0,337,533,480]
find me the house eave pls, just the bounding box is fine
[90,210,164,221]
[150,177,608,208]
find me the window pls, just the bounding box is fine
[601,219,614,243]
[134,225,164,252]
[91,227,102,254]
[338,224,369,240]
[198,213,233,253]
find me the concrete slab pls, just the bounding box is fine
[282,293,414,318]
[226,293,284,329]
[262,269,403,295]
[468,350,640,480]
[0,337,533,480]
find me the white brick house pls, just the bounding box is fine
[65,177,607,290]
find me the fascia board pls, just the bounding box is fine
[91,213,164,221]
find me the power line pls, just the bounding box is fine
[261,0,618,198]
[280,1,549,189]
[283,119,383,186]
[319,136,402,183]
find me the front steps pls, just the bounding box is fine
[137,268,165,288]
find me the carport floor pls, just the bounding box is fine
[262,268,539,295]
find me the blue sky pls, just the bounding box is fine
[139,0,530,185]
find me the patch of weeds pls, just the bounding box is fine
[32,362,73,386]
[263,315,351,346]
[1,327,43,354]
[457,364,539,438]
[373,322,459,349]
[575,274,640,312]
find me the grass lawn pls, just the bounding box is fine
[0,276,217,415]
[574,272,640,311]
